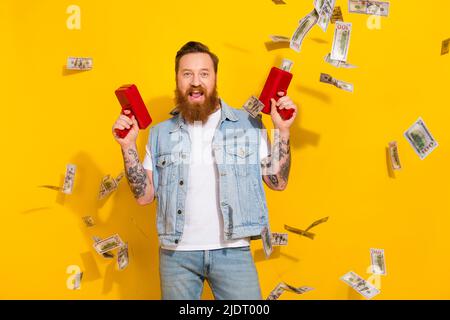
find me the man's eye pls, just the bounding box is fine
[183,72,192,77]
[200,72,209,78]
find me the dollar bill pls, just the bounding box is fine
[388,141,402,170]
[324,53,357,68]
[62,164,76,195]
[370,248,387,275]
[93,234,124,255]
[284,224,316,240]
[271,233,288,246]
[272,0,287,4]
[341,271,380,299]
[261,225,273,258]
[330,21,352,62]
[331,6,344,23]
[349,0,390,17]
[441,38,450,55]
[243,96,265,118]
[280,58,293,72]
[98,175,118,200]
[98,172,125,200]
[93,236,115,258]
[73,271,83,290]
[118,243,129,270]
[404,117,438,160]
[267,282,314,300]
[317,0,336,32]
[269,35,290,43]
[290,10,319,52]
[67,57,93,70]
[320,73,354,92]
[305,216,329,232]
[314,0,326,12]
[82,216,95,227]
[38,185,62,191]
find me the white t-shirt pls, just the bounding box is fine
[143,108,269,251]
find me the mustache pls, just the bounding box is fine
[185,86,206,95]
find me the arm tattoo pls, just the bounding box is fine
[121,146,149,199]
[261,130,291,189]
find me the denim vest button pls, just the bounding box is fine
[174,240,179,244]
[177,209,182,214]
[179,180,184,186]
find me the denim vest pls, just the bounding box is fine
[147,99,269,247]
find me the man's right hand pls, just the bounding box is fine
[112,110,139,147]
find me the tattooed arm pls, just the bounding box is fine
[121,144,155,205]
[261,130,291,191]
[261,92,297,191]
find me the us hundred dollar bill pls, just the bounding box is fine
[118,243,129,271]
[271,233,288,246]
[242,96,265,118]
[320,73,354,93]
[290,10,319,52]
[280,58,293,72]
[404,117,438,160]
[62,164,76,194]
[348,0,390,17]
[341,271,380,299]
[370,248,387,275]
[267,282,314,300]
[324,53,357,68]
[388,141,402,170]
[330,21,352,62]
[66,57,93,70]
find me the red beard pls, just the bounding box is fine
[174,85,219,124]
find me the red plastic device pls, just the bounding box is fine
[114,84,152,138]
[258,67,294,120]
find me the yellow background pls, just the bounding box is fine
[1,0,449,299]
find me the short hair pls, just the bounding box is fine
[175,41,219,74]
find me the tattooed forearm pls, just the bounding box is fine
[121,146,149,199]
[262,130,291,190]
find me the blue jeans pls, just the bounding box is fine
[159,246,262,300]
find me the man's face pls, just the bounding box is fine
[175,52,219,123]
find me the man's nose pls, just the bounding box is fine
[190,74,201,86]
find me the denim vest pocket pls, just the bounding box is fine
[225,143,257,177]
[155,153,178,186]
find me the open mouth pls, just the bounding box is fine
[188,90,205,101]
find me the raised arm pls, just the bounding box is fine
[261,92,298,191]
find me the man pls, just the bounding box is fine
[112,41,297,299]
